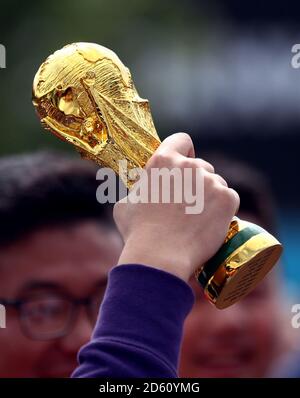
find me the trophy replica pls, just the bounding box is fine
[32,43,282,309]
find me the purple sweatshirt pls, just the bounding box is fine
[72,264,194,378]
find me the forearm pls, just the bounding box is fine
[72,264,194,378]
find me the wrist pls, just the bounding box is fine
[117,231,192,282]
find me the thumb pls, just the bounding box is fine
[159,132,195,158]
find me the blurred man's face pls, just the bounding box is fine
[180,213,282,378]
[180,276,280,378]
[0,221,122,377]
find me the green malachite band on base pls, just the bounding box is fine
[197,225,266,288]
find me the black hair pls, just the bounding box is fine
[0,151,113,247]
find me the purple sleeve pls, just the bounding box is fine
[72,264,194,378]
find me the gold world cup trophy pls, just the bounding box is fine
[32,43,283,309]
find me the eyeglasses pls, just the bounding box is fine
[0,288,105,341]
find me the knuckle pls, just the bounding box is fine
[229,188,240,209]
[180,157,194,170]
[201,159,215,173]
[204,172,216,188]
[221,187,240,212]
[215,173,228,187]
[148,150,171,168]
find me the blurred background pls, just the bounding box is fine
[0,0,299,297]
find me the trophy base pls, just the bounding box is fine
[196,218,283,309]
[211,243,282,309]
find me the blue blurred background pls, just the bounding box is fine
[0,0,299,297]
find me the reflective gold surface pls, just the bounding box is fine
[32,42,160,183]
[204,219,283,309]
[32,42,283,308]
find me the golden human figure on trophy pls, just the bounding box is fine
[32,42,282,309]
